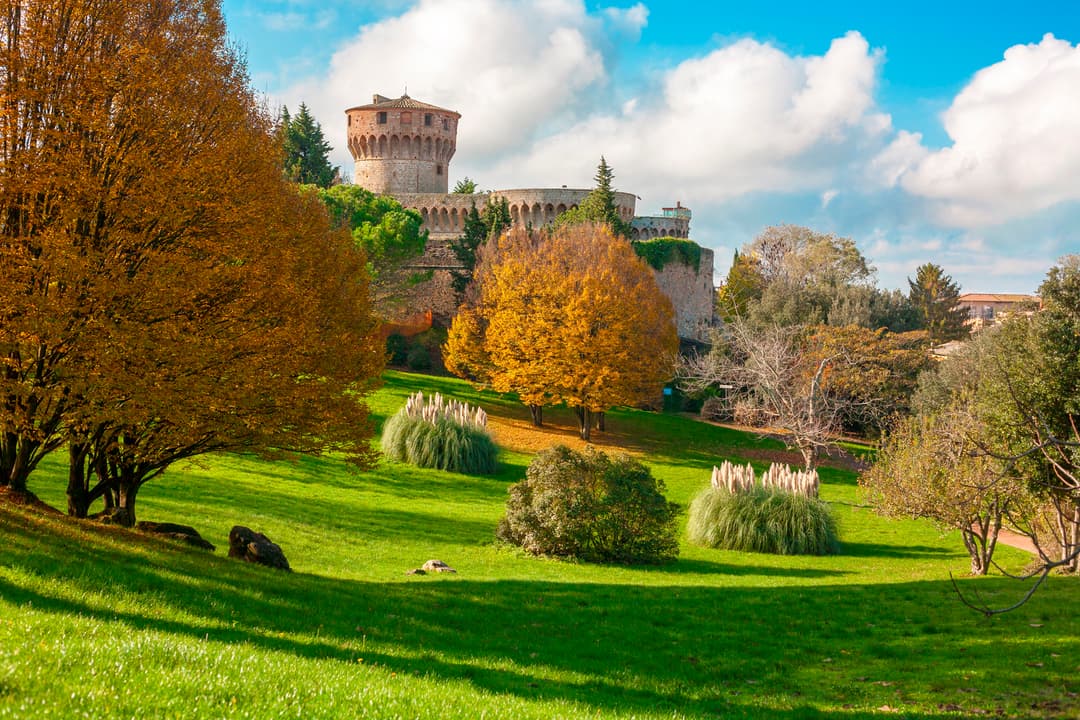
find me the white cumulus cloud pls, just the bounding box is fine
[482,30,890,204]
[897,34,1080,227]
[278,0,622,171]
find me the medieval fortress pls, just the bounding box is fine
[346,94,714,340]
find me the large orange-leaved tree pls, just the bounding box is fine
[0,0,383,523]
[445,223,677,440]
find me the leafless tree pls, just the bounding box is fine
[678,321,846,468]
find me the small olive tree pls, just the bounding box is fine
[860,398,1026,575]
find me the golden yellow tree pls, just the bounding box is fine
[446,223,677,440]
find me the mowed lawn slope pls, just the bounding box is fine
[1,371,1076,719]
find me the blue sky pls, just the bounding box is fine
[221,0,1080,293]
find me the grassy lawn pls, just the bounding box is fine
[1,370,1076,718]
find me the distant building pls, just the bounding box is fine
[958,293,1040,330]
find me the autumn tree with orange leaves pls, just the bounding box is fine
[0,0,383,524]
[445,223,678,441]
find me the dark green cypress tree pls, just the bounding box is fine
[281,103,338,188]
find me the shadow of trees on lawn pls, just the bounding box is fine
[2,504,1076,719]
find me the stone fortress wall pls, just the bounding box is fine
[348,94,714,340]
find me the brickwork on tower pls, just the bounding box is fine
[346,94,460,194]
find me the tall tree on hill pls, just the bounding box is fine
[716,250,765,322]
[907,263,969,344]
[736,225,879,328]
[280,103,338,188]
[554,157,633,238]
[445,223,677,440]
[452,177,477,194]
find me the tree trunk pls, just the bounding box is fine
[574,407,592,441]
[529,404,543,427]
[114,474,139,528]
[596,412,605,432]
[66,442,92,517]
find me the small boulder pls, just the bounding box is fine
[421,559,456,573]
[405,568,427,576]
[137,521,216,551]
[228,526,291,571]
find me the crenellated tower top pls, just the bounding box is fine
[346,93,460,194]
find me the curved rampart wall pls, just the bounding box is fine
[394,189,637,237]
[631,216,690,239]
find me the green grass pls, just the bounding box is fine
[0,370,1076,718]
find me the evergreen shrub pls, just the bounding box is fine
[497,445,679,564]
[381,392,497,475]
[687,486,838,555]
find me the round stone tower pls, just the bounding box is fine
[346,93,460,194]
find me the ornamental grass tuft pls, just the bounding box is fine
[687,485,839,556]
[381,391,497,474]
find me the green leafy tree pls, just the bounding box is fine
[738,225,878,328]
[716,250,764,322]
[313,185,428,314]
[452,177,477,194]
[907,263,969,344]
[554,157,632,237]
[281,103,338,188]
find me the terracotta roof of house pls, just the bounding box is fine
[346,94,460,117]
[959,293,1039,303]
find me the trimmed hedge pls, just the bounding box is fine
[632,237,702,271]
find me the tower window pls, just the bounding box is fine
[377,111,387,124]
[442,118,449,130]
[401,112,411,124]
[436,165,443,175]
[424,114,432,126]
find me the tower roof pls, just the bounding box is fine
[346,93,460,117]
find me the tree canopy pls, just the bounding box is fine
[0,0,383,525]
[444,223,678,440]
[280,103,338,188]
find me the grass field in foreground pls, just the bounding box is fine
[0,370,1077,719]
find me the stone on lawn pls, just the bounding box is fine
[228,526,291,571]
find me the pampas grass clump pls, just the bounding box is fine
[381,392,497,475]
[687,485,838,555]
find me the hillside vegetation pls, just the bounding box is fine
[1,371,1077,719]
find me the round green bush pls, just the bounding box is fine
[497,445,679,564]
[687,486,838,555]
[381,412,497,475]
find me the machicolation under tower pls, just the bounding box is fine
[346,94,460,194]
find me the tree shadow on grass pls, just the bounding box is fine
[840,543,959,559]
[2,503,1076,719]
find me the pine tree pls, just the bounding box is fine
[554,157,632,237]
[907,263,969,344]
[281,103,337,188]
